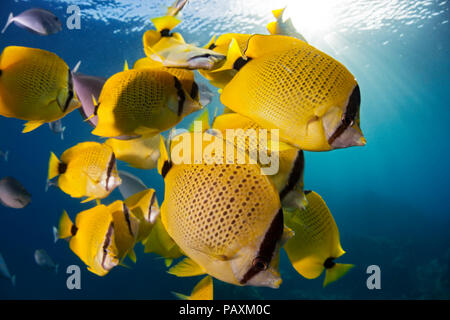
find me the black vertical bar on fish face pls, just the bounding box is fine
[240,208,284,284]
[122,203,134,237]
[101,222,114,270]
[148,192,157,221]
[173,76,185,117]
[328,85,361,145]
[279,150,304,200]
[105,153,116,191]
[62,70,74,113]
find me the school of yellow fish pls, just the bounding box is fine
[0,2,365,300]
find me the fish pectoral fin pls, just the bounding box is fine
[127,248,137,264]
[173,275,213,300]
[164,258,174,267]
[323,263,354,287]
[168,257,206,277]
[22,121,45,133]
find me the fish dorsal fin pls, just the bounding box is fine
[188,108,210,133]
[267,21,278,35]
[168,257,206,277]
[151,15,181,32]
[244,34,303,59]
[123,60,129,71]
[203,34,217,49]
[211,38,245,72]
[173,275,213,300]
[272,8,286,20]
[323,263,354,287]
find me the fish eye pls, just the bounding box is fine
[252,257,268,271]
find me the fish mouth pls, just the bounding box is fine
[326,84,365,149]
[186,53,226,70]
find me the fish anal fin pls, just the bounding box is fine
[173,275,213,300]
[23,121,44,133]
[168,257,206,277]
[323,263,354,287]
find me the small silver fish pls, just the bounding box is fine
[48,119,66,140]
[0,253,15,286]
[0,150,8,162]
[0,176,31,209]
[72,72,106,128]
[2,8,62,36]
[34,249,58,273]
[118,171,148,200]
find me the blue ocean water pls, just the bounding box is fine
[0,0,448,299]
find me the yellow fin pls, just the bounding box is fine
[128,248,137,263]
[323,263,354,287]
[22,121,44,133]
[173,276,213,300]
[81,196,97,204]
[168,257,206,277]
[203,34,217,49]
[272,8,286,19]
[48,152,61,180]
[58,210,74,239]
[165,258,173,267]
[124,60,129,71]
[157,135,169,176]
[211,38,244,72]
[96,199,101,206]
[151,15,181,32]
[188,109,210,133]
[267,21,278,35]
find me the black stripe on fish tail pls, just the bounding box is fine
[324,257,336,269]
[58,162,67,175]
[328,85,361,145]
[233,57,251,71]
[190,82,199,100]
[173,76,185,117]
[105,153,116,191]
[161,161,172,179]
[122,203,134,237]
[101,222,114,270]
[71,224,78,236]
[148,192,157,222]
[62,70,75,113]
[160,29,172,37]
[279,150,305,200]
[240,208,284,285]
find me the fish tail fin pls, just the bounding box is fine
[272,7,286,20]
[58,210,75,240]
[165,258,173,267]
[323,263,354,287]
[211,38,244,72]
[151,15,181,32]
[23,121,44,133]
[48,152,61,180]
[11,274,16,287]
[1,13,14,34]
[267,21,278,35]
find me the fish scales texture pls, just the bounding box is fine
[246,47,354,125]
[164,163,279,258]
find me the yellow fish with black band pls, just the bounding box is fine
[91,68,203,138]
[215,34,366,151]
[48,142,121,203]
[57,207,119,276]
[283,190,354,287]
[143,16,225,70]
[158,131,291,289]
[0,46,80,133]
